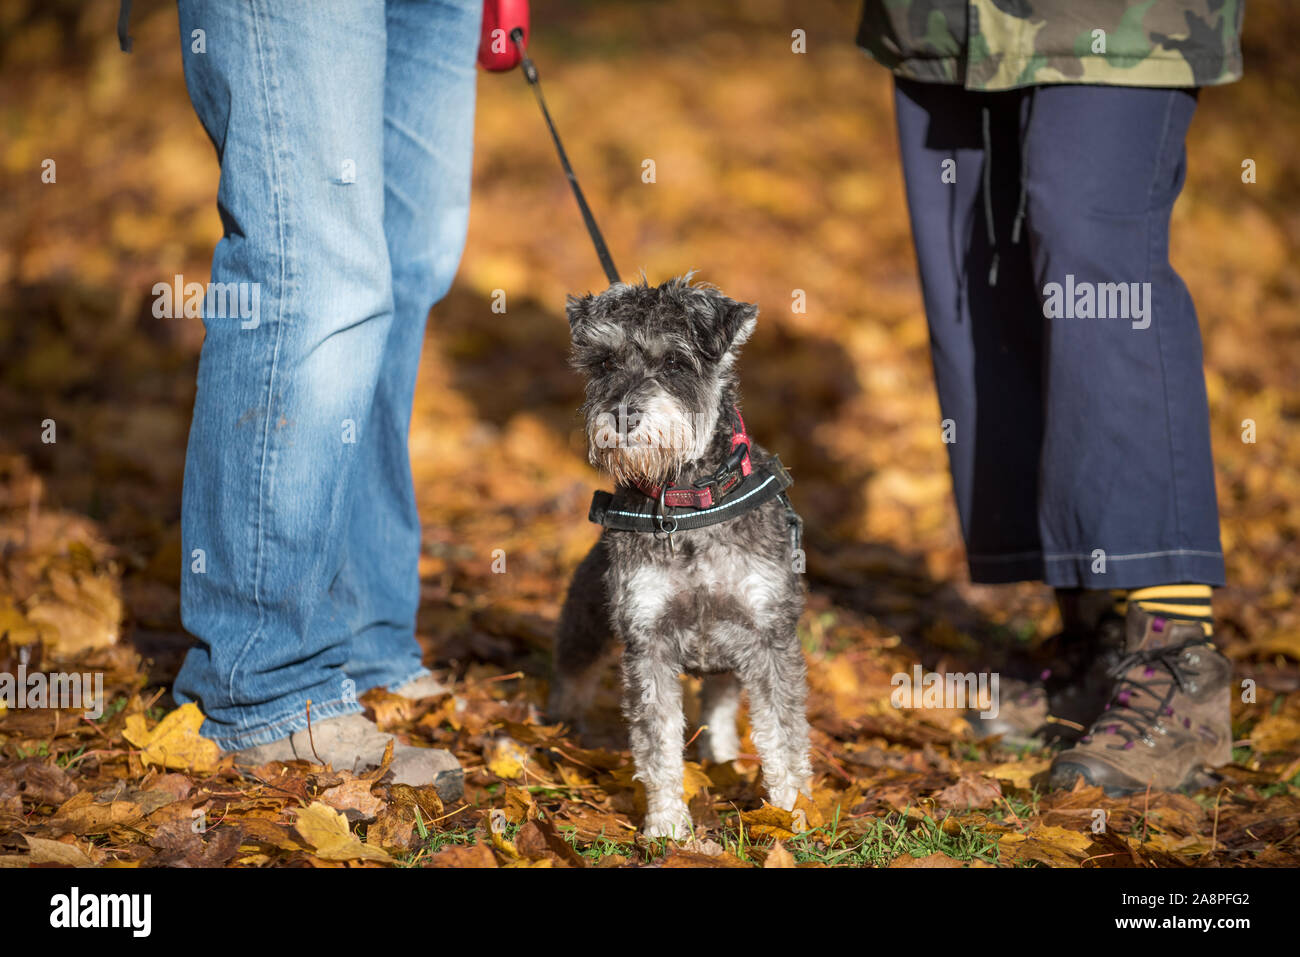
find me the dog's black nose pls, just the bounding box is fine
[607,404,640,425]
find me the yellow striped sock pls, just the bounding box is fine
[1119,584,1214,637]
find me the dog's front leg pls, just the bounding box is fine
[737,630,813,811]
[621,643,692,840]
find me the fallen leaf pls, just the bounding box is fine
[514,818,586,867]
[501,785,537,823]
[764,840,796,868]
[49,791,145,836]
[2,758,76,806]
[488,807,519,859]
[24,834,96,867]
[485,737,529,780]
[428,840,498,868]
[1249,715,1300,753]
[986,758,1050,790]
[934,773,1003,809]
[291,802,391,863]
[320,773,385,823]
[741,803,798,841]
[889,851,953,867]
[122,702,220,774]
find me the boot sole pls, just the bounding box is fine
[1049,759,1227,799]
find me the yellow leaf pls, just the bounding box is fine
[485,737,529,779]
[1249,715,1300,753]
[793,791,824,829]
[1001,823,1094,867]
[986,758,1050,790]
[1026,824,1093,855]
[122,702,220,773]
[741,803,798,841]
[488,808,519,859]
[681,761,712,801]
[501,786,536,824]
[0,596,38,647]
[291,802,391,863]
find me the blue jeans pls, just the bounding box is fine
[172,0,482,750]
[893,78,1224,589]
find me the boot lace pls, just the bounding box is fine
[1090,638,1209,750]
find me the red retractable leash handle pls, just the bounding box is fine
[478,0,621,285]
[478,0,529,71]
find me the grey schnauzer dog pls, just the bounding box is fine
[549,275,812,840]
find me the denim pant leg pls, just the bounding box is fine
[333,0,481,695]
[173,0,394,750]
[1024,85,1225,589]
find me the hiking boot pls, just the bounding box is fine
[1049,604,1233,797]
[967,591,1125,747]
[232,713,463,801]
[965,677,1052,748]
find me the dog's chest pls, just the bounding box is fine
[610,529,789,669]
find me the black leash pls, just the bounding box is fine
[509,28,620,285]
[117,0,133,52]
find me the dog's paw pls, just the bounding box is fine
[641,806,694,841]
[767,785,799,812]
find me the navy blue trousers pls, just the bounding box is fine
[893,78,1224,588]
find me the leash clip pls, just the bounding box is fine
[693,441,749,499]
[654,486,678,551]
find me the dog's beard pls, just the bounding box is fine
[587,392,713,488]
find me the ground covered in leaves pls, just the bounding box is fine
[0,1,1298,868]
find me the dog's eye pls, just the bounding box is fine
[662,355,679,371]
[600,355,617,372]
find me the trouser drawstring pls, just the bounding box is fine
[1011,88,1035,246]
[981,106,999,285]
[980,89,1035,287]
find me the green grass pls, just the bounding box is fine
[389,800,1010,868]
[96,695,128,723]
[56,745,86,768]
[558,825,638,862]
[717,806,1000,867]
[998,787,1042,821]
[394,826,478,867]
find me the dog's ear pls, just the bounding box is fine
[565,293,594,332]
[700,294,757,362]
[717,296,757,351]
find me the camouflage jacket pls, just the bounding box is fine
[856,0,1244,90]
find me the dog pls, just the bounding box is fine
[549,275,812,840]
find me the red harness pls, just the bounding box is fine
[630,408,754,509]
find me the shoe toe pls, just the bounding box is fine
[1047,756,1098,791]
[1049,753,1142,797]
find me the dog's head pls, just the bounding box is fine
[567,274,757,487]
